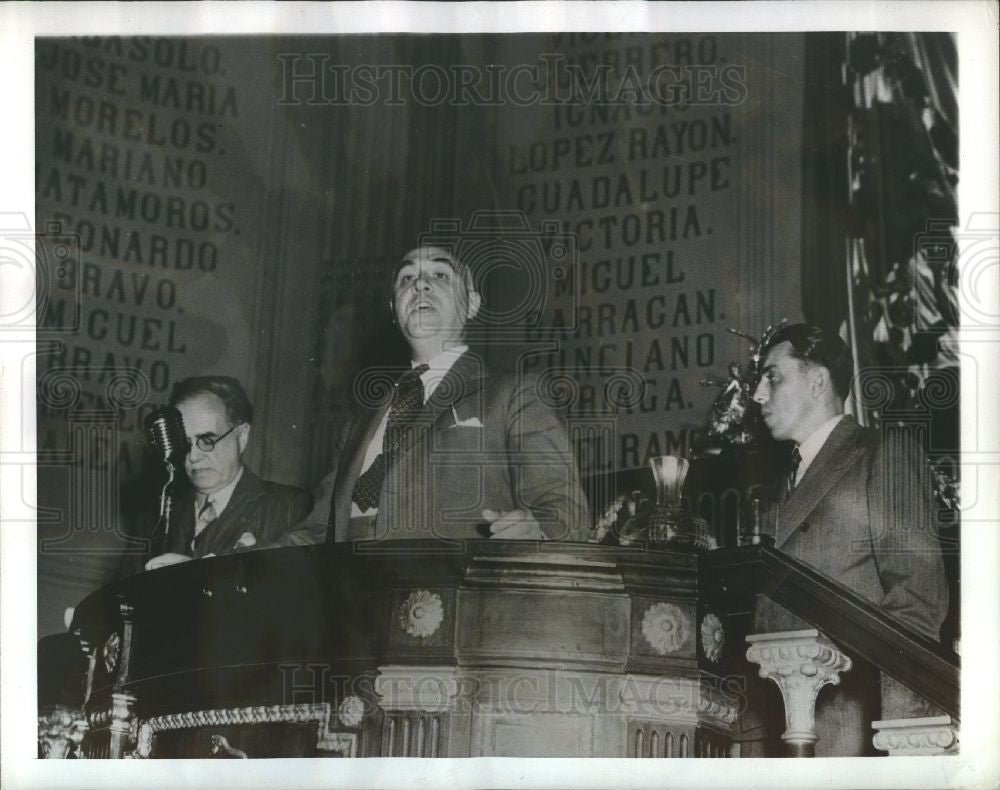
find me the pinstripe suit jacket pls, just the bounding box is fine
[120,468,313,576]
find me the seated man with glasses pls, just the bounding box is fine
[121,376,313,574]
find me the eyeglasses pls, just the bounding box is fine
[190,423,242,453]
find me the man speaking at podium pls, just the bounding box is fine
[280,245,590,545]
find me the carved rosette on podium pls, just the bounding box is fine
[69,542,738,758]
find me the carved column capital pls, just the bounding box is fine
[375,665,460,712]
[872,715,959,756]
[745,629,852,757]
[38,706,87,759]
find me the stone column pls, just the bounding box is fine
[745,629,852,757]
[374,666,461,757]
[108,691,138,759]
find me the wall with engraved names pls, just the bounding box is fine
[35,34,807,636]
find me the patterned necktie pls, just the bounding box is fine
[786,447,802,501]
[194,498,217,539]
[352,364,430,511]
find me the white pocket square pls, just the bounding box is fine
[450,406,483,428]
[233,532,257,550]
[451,416,484,428]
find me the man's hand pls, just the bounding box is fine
[482,509,545,540]
[144,553,193,571]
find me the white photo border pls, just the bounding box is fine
[2,2,997,788]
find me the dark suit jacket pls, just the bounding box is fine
[757,414,948,640]
[119,468,312,576]
[745,415,949,756]
[282,350,592,544]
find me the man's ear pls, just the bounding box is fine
[388,298,396,324]
[237,423,251,455]
[810,365,831,398]
[466,290,482,321]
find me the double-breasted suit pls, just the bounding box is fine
[285,350,591,545]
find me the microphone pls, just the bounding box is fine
[145,406,188,463]
[144,406,189,551]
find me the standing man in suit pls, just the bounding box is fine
[743,323,949,755]
[123,377,313,574]
[280,245,590,545]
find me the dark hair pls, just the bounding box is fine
[168,376,253,425]
[762,324,854,400]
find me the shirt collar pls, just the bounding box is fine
[195,464,244,517]
[795,414,844,482]
[416,345,467,400]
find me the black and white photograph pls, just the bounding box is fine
[2,2,998,788]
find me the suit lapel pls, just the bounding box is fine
[332,351,487,540]
[332,402,390,541]
[775,416,863,547]
[192,469,262,556]
[166,487,196,555]
[392,350,487,464]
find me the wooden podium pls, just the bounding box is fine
[71,541,738,758]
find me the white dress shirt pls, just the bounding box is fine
[353,346,468,516]
[793,414,844,486]
[193,465,244,535]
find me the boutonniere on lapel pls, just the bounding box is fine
[450,404,483,429]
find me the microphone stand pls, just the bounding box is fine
[144,407,187,559]
[150,461,179,557]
